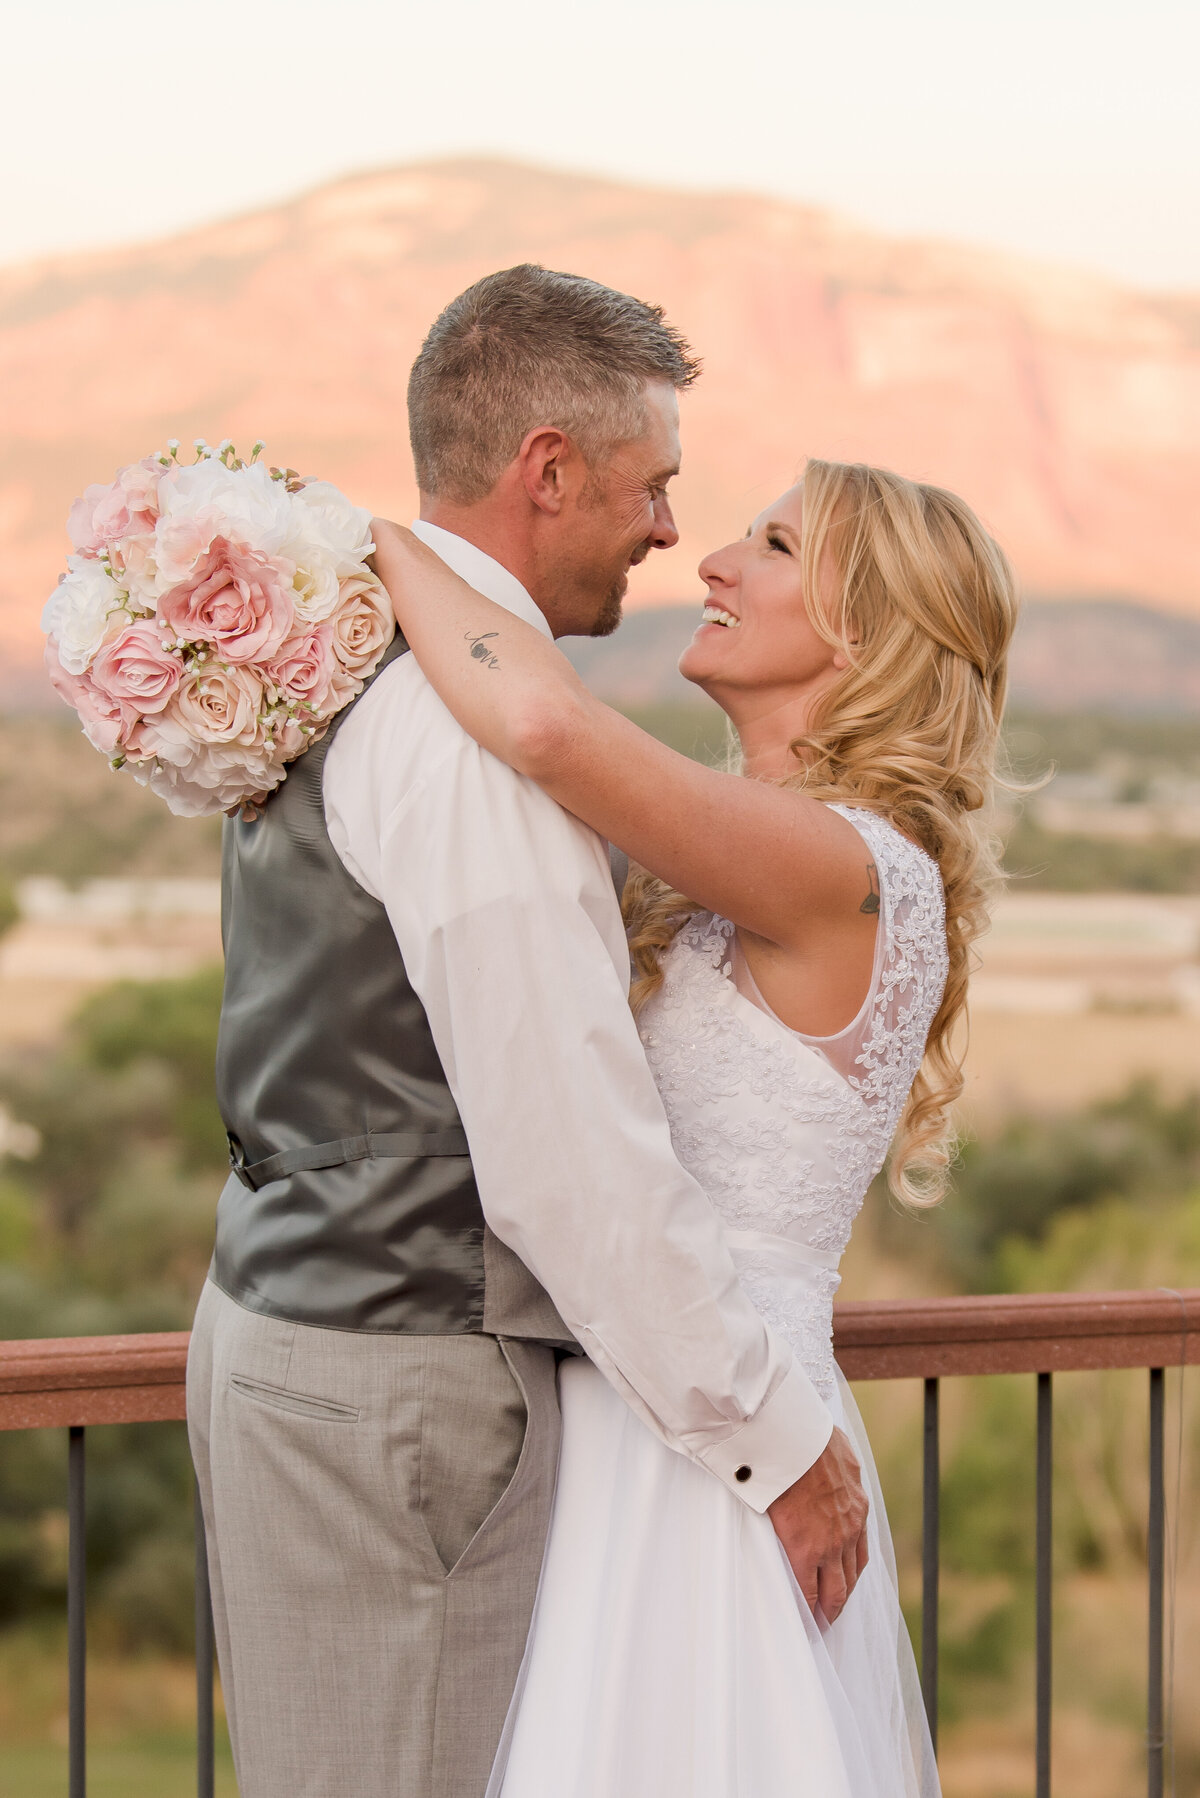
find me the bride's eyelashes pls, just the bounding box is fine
[767,533,791,555]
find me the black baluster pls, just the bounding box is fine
[1036,1372,1053,1798]
[1148,1366,1165,1798]
[68,1424,86,1798]
[195,1480,215,1798]
[921,1375,940,1752]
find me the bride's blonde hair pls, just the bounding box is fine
[624,458,1019,1206]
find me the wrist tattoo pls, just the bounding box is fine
[859,863,880,915]
[465,630,501,670]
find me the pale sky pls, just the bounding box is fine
[4,0,1198,288]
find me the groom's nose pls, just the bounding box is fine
[649,493,680,552]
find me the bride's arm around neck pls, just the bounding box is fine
[371,519,880,968]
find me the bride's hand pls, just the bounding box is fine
[369,519,449,627]
[368,515,415,577]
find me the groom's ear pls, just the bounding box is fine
[516,426,576,517]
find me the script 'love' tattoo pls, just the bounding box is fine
[859,863,881,916]
[465,630,501,670]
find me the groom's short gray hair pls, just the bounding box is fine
[408,265,700,503]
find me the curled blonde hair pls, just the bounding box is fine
[624,458,1019,1206]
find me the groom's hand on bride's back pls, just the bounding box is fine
[767,1427,869,1625]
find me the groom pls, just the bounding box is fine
[187,264,868,1798]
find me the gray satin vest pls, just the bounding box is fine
[210,632,573,1344]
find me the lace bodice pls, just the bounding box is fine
[636,806,947,1394]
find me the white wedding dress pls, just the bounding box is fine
[487,806,947,1798]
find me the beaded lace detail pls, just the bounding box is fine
[637,807,947,1392]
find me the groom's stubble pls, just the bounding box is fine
[532,380,684,641]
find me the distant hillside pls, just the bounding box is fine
[2,155,1199,700]
[565,599,1200,716]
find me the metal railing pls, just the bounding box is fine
[2,1287,1196,1798]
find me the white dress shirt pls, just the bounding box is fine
[321,521,833,1510]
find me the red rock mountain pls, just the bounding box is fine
[2,157,1198,700]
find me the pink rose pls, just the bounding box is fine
[154,507,224,585]
[272,713,335,759]
[263,622,335,714]
[170,662,264,745]
[121,711,177,764]
[158,536,295,663]
[90,620,181,715]
[68,457,162,557]
[44,639,128,754]
[113,529,157,594]
[329,574,393,675]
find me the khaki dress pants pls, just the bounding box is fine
[187,1279,560,1798]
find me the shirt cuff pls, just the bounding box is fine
[696,1362,834,1513]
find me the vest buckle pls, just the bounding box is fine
[227,1133,260,1191]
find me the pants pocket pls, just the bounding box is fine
[229,1373,360,1423]
[417,1337,528,1575]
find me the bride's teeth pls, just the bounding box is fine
[702,606,740,628]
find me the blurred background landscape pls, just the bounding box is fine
[2,0,1199,1789]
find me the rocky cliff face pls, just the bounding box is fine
[2,157,1198,702]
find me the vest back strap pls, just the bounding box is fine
[228,1128,471,1192]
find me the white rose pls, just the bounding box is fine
[286,480,374,576]
[290,556,342,623]
[42,557,129,674]
[155,460,296,583]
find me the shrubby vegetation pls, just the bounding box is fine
[0,968,226,1651]
[867,1081,1200,1717]
[917,1079,1200,1288]
[928,1184,1200,1719]
[1001,814,1200,893]
[1002,709,1200,777]
[0,714,221,887]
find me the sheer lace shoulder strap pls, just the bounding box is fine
[825,805,949,1123]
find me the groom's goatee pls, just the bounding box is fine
[591,590,625,638]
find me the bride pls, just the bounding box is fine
[371,456,1016,1798]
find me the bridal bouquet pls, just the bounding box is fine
[42,441,393,816]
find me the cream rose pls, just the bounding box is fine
[170,662,264,746]
[329,574,394,675]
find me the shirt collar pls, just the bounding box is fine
[409,520,553,642]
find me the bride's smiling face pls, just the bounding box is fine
[678,484,847,717]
